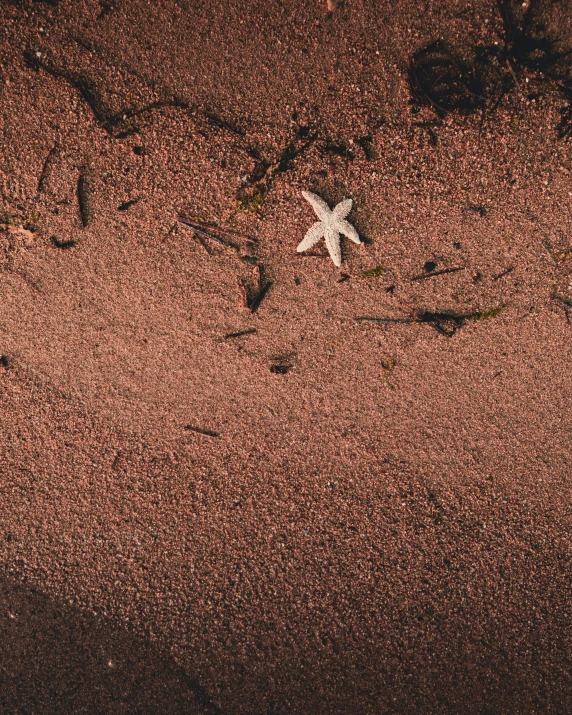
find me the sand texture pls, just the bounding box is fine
[0,0,571,712]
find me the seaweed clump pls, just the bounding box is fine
[408,41,489,117]
[409,1,572,134]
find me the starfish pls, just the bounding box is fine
[297,191,361,267]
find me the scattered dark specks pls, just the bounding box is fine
[270,364,291,375]
[357,135,374,160]
[184,425,220,438]
[464,205,487,217]
[322,143,355,160]
[97,1,115,20]
[413,266,465,281]
[51,236,77,249]
[118,198,139,211]
[424,260,437,273]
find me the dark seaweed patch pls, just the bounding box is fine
[357,136,375,160]
[51,236,77,249]
[236,130,318,210]
[497,0,572,80]
[118,198,139,211]
[321,143,355,160]
[357,306,503,338]
[409,3,572,130]
[408,41,488,116]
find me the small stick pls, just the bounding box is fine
[506,59,519,93]
[356,316,414,324]
[225,328,257,339]
[412,266,466,281]
[493,266,514,281]
[183,425,220,438]
[37,143,58,193]
[77,172,91,227]
[178,217,231,247]
[248,281,273,312]
[161,223,178,244]
[463,206,487,216]
[51,236,77,249]
[178,216,257,245]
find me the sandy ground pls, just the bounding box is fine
[0,0,571,712]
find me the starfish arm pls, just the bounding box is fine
[333,198,353,219]
[336,219,361,245]
[301,191,332,222]
[297,221,325,252]
[324,227,342,267]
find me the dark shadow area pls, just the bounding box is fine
[408,40,492,116]
[0,574,221,715]
[498,0,572,82]
[410,1,572,132]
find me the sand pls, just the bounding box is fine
[0,0,571,712]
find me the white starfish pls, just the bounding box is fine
[297,191,361,267]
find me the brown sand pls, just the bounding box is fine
[0,0,571,712]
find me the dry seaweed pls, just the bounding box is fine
[236,130,318,211]
[408,41,489,116]
[357,306,504,337]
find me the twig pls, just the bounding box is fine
[412,266,466,281]
[37,143,58,193]
[178,217,231,247]
[224,328,257,339]
[161,223,178,244]
[205,111,245,136]
[183,425,220,438]
[493,266,514,281]
[248,280,273,312]
[178,216,256,252]
[51,236,77,249]
[77,172,91,227]
[356,306,503,337]
[356,316,414,324]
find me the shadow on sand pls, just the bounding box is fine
[0,574,221,715]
